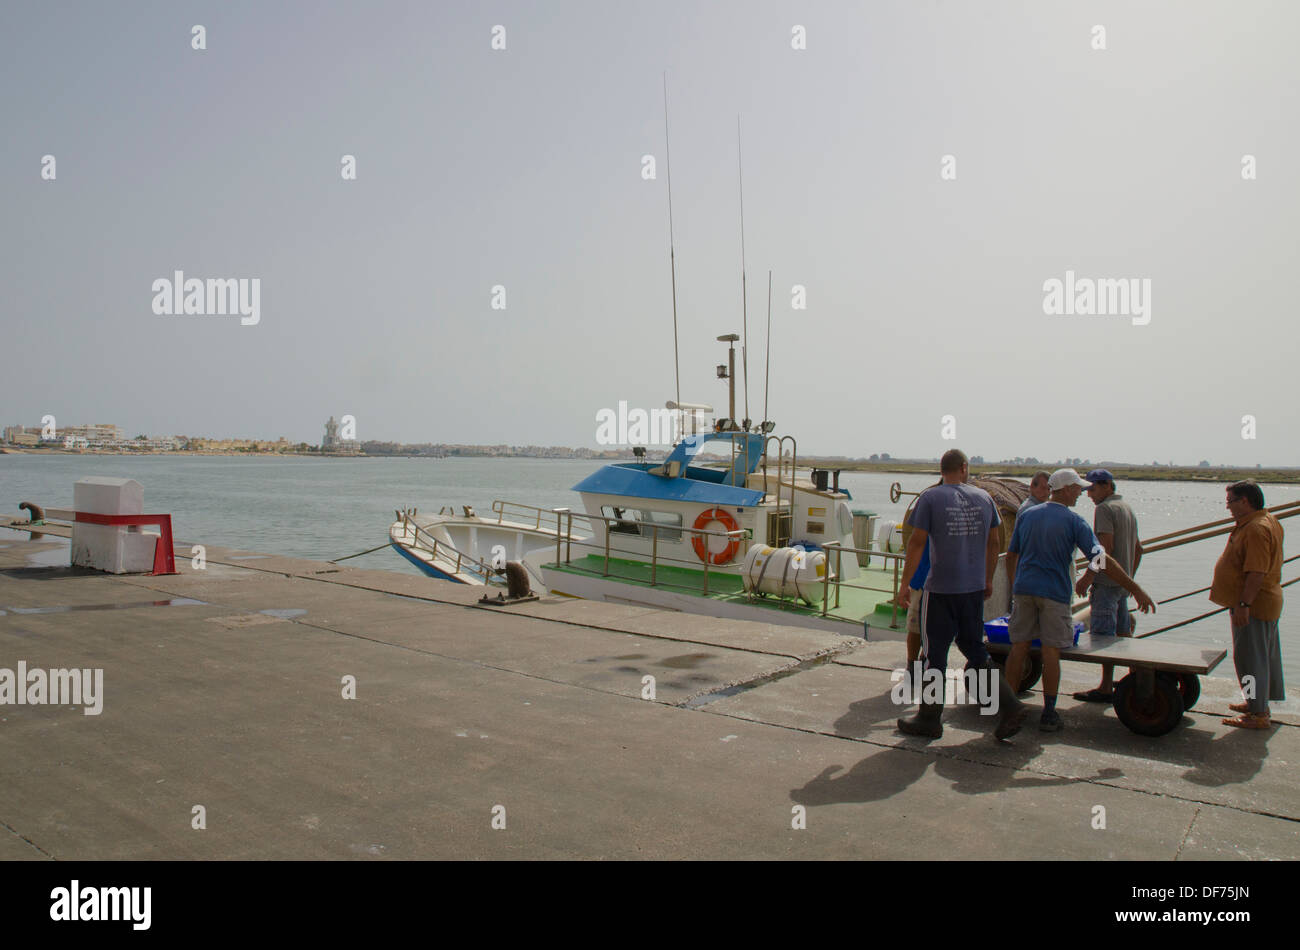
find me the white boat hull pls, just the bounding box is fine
[389,510,572,591]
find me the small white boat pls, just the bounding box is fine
[388,505,562,591]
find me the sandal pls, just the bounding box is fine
[1072,689,1115,702]
[1228,702,1250,713]
[1222,714,1272,729]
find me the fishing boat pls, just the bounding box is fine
[388,91,1028,635]
[388,324,1040,637]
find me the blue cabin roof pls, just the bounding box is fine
[574,431,765,506]
[572,463,763,507]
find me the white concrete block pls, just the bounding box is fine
[70,477,158,573]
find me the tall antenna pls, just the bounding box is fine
[663,74,682,438]
[738,116,749,428]
[763,269,772,426]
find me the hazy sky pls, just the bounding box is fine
[3,1,1297,465]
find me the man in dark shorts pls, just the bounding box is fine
[897,449,1028,740]
[1003,469,1155,732]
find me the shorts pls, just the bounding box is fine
[1008,594,1074,648]
[1089,582,1131,637]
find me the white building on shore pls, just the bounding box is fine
[321,416,361,455]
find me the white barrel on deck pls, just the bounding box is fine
[69,477,157,574]
[742,544,827,605]
[875,519,904,554]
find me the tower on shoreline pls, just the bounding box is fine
[321,416,360,455]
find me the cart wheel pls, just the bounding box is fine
[1114,672,1185,736]
[1177,674,1201,712]
[989,652,1042,694]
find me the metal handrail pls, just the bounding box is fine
[1139,498,1300,547]
[399,509,499,580]
[810,540,910,626]
[490,499,570,533]
[1070,502,1300,568]
[540,505,752,595]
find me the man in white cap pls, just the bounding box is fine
[1003,469,1156,732]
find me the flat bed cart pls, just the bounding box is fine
[985,634,1228,737]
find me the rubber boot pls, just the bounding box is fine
[988,660,1029,740]
[898,696,944,739]
[908,658,925,697]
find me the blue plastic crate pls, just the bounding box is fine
[984,615,1082,648]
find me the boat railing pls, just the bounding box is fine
[760,436,797,545]
[489,500,575,535]
[542,506,756,596]
[541,506,911,625]
[819,542,909,625]
[398,509,500,580]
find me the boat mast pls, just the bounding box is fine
[738,116,749,430]
[763,269,772,427]
[663,74,683,440]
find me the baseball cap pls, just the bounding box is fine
[1048,468,1090,491]
[1085,468,1114,485]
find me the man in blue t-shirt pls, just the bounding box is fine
[1003,469,1155,732]
[896,449,1028,740]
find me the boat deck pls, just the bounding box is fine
[546,554,906,629]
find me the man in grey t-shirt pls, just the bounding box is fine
[1017,471,1050,516]
[1073,469,1143,701]
[896,449,1028,740]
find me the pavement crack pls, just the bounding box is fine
[0,819,55,859]
[678,652,843,708]
[1175,806,1201,860]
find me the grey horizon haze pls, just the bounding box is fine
[2,1,1297,466]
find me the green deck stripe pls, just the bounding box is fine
[545,554,906,627]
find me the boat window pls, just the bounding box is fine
[603,506,642,535]
[641,510,683,542]
[600,507,683,542]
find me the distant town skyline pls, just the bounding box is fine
[2,417,1285,471]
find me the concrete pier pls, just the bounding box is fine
[2,521,1296,860]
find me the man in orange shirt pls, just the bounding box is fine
[1209,481,1286,729]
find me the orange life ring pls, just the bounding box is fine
[691,508,742,565]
